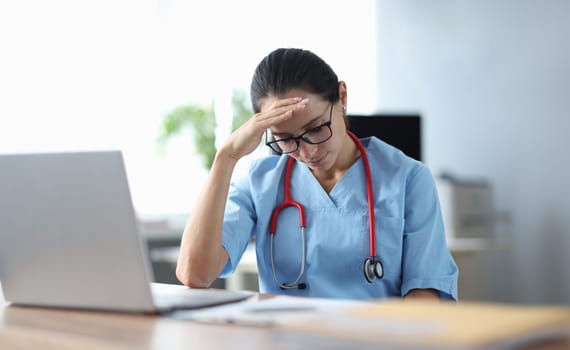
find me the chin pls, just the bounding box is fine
[305,153,330,171]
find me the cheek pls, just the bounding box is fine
[334,120,348,138]
[332,129,347,148]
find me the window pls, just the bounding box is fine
[0,0,377,218]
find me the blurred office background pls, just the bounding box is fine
[1,0,568,305]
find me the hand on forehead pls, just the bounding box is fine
[261,91,329,133]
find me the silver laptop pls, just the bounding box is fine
[0,150,253,313]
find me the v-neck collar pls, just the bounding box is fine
[295,156,365,209]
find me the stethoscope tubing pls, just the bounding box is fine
[269,156,308,289]
[347,131,377,257]
[269,157,306,234]
[268,130,380,288]
[270,227,306,289]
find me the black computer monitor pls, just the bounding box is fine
[348,114,422,162]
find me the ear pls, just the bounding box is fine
[338,81,348,111]
[338,81,349,128]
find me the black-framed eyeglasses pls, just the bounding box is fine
[265,104,334,155]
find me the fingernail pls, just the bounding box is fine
[294,97,303,101]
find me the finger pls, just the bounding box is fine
[271,97,306,108]
[253,103,305,129]
[272,97,311,111]
[256,98,309,121]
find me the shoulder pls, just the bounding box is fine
[231,155,288,191]
[247,155,286,177]
[363,136,426,178]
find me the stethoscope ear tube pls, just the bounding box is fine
[348,131,384,282]
[270,226,307,290]
[269,157,308,289]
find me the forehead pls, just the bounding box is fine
[258,88,326,112]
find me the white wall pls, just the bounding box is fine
[375,0,570,304]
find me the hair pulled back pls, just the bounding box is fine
[250,48,340,113]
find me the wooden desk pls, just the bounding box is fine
[1,295,569,350]
[0,300,282,350]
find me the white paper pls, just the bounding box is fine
[168,296,365,327]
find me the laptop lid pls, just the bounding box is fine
[0,151,157,312]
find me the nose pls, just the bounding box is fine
[297,140,318,159]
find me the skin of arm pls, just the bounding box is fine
[175,151,237,288]
[404,288,440,300]
[176,98,308,288]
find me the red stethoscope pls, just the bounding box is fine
[269,131,384,290]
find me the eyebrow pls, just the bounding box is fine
[271,114,325,137]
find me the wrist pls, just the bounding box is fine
[214,149,239,168]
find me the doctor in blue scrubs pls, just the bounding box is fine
[177,48,458,300]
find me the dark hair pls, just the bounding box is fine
[250,48,340,113]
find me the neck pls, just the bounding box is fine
[312,132,361,192]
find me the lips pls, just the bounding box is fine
[306,154,327,167]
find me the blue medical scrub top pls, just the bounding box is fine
[219,137,458,300]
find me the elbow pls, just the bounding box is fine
[176,263,215,289]
[176,244,228,288]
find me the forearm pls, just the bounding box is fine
[176,151,238,287]
[404,288,440,300]
[176,97,305,287]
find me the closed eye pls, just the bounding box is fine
[272,136,295,143]
[305,124,326,135]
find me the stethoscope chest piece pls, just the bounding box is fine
[364,257,384,283]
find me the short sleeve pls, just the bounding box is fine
[401,164,458,300]
[218,174,257,278]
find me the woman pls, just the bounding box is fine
[176,48,458,300]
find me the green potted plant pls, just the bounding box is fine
[157,90,252,169]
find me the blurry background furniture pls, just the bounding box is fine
[348,114,422,161]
